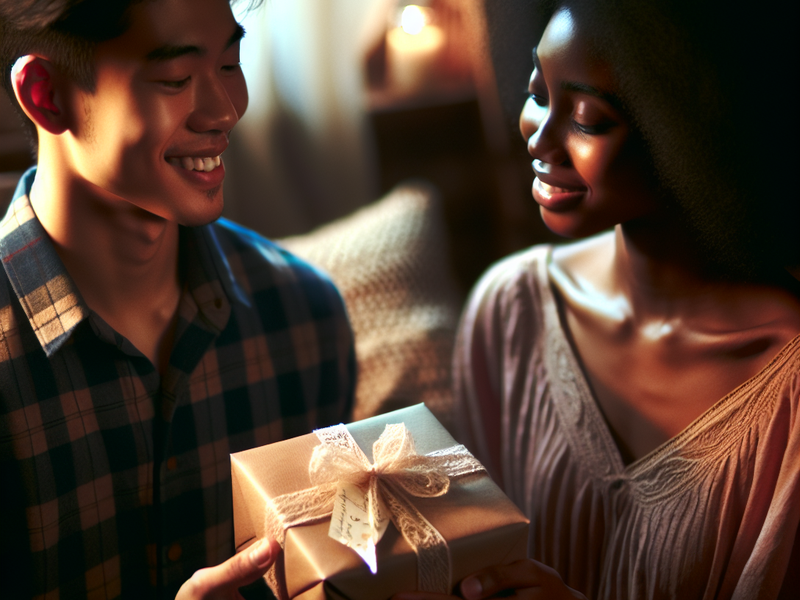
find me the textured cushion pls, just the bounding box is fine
[278,182,462,430]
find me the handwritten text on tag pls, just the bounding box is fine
[328,482,389,573]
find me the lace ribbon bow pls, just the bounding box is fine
[264,423,485,594]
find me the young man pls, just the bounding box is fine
[0,0,355,597]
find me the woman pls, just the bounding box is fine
[398,0,799,598]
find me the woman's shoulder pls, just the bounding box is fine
[461,233,617,344]
[461,241,568,350]
[464,234,613,317]
[466,244,554,315]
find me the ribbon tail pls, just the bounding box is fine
[265,484,338,600]
[267,484,338,545]
[426,444,486,478]
[381,481,451,594]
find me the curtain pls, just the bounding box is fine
[223,0,385,238]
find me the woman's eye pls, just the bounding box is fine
[160,77,190,89]
[221,63,241,73]
[572,101,617,135]
[573,120,614,135]
[529,93,548,107]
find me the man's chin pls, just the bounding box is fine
[175,187,225,227]
[178,209,225,228]
[193,211,226,229]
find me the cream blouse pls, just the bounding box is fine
[453,245,800,600]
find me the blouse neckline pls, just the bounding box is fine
[534,245,800,489]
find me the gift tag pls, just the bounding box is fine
[328,482,390,573]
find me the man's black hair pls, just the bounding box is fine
[0,0,260,149]
[0,0,143,149]
[1,0,141,96]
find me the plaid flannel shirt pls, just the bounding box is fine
[0,168,355,599]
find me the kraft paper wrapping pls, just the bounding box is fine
[230,404,530,599]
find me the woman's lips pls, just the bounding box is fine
[530,161,586,212]
[532,177,586,212]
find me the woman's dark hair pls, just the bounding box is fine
[536,0,799,280]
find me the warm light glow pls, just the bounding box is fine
[386,21,444,91]
[387,25,444,52]
[400,5,428,35]
[387,4,444,91]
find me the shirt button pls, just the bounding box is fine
[166,457,178,471]
[168,543,182,562]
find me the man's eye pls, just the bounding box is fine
[221,63,241,73]
[160,77,190,89]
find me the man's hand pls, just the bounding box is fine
[176,538,281,600]
[392,559,587,600]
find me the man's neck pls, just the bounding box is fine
[30,159,182,371]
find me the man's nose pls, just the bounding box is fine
[187,75,244,133]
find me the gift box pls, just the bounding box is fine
[230,404,529,599]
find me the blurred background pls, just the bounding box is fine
[221,0,558,292]
[0,0,557,426]
[0,0,557,293]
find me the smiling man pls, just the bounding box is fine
[0,0,354,597]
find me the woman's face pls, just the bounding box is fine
[519,7,661,238]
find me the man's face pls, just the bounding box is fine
[64,0,248,226]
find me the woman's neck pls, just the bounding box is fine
[608,215,800,333]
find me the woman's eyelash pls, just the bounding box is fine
[573,121,614,135]
[573,122,597,135]
[528,93,547,107]
[524,88,616,135]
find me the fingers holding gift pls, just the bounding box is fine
[456,560,587,600]
[176,538,281,600]
[391,560,586,600]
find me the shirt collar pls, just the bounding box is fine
[0,167,90,356]
[0,167,235,357]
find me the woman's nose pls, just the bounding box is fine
[519,95,542,142]
[519,97,567,165]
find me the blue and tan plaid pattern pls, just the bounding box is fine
[0,169,355,599]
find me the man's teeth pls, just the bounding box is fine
[169,155,222,172]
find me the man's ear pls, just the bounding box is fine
[11,55,69,135]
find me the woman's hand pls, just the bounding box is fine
[393,559,587,600]
[175,538,280,600]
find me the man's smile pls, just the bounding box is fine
[167,155,222,172]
